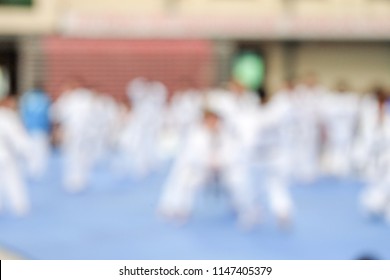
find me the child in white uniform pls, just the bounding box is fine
[158,109,260,229]
[357,89,390,222]
[51,84,96,193]
[254,91,295,228]
[321,87,360,176]
[0,96,33,216]
[125,79,168,176]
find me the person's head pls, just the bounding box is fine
[228,79,246,95]
[32,80,45,92]
[304,71,318,88]
[284,77,296,91]
[178,76,196,92]
[257,87,267,105]
[89,83,104,97]
[68,76,87,90]
[335,80,349,93]
[58,77,81,94]
[203,109,221,132]
[0,95,18,110]
[373,86,387,104]
[121,98,133,112]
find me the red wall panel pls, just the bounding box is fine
[43,37,214,100]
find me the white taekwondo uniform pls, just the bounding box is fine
[160,89,203,160]
[357,95,390,222]
[89,93,119,162]
[0,107,33,216]
[51,87,96,193]
[254,93,295,224]
[321,91,360,176]
[158,115,260,229]
[125,79,168,176]
[286,84,328,181]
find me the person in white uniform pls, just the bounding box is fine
[0,96,33,216]
[158,108,260,229]
[206,80,259,128]
[357,88,390,222]
[270,79,311,182]
[253,86,296,228]
[292,74,329,181]
[125,78,168,176]
[114,98,139,175]
[206,80,293,228]
[320,83,360,176]
[51,81,96,193]
[118,78,148,174]
[160,88,203,161]
[89,88,119,163]
[205,80,261,165]
[353,88,387,177]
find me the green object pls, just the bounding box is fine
[0,0,32,6]
[232,52,265,91]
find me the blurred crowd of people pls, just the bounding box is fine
[1,74,390,230]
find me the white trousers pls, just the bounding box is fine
[29,132,50,179]
[158,163,259,228]
[63,134,93,193]
[360,152,390,222]
[0,159,30,216]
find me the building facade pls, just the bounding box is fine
[1,0,390,98]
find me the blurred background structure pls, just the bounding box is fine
[1,0,390,260]
[1,0,390,99]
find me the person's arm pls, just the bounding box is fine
[3,113,33,168]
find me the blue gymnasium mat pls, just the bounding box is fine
[0,153,389,260]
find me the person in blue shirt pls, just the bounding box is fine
[19,83,52,178]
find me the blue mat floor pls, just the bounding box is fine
[0,152,389,260]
